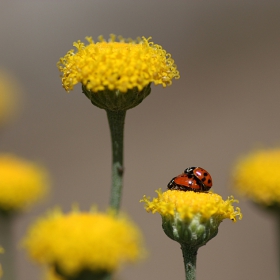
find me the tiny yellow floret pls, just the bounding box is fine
[0,154,49,212]
[232,148,280,206]
[23,208,144,277]
[57,34,180,93]
[141,189,242,223]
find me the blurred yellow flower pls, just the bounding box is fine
[0,69,20,126]
[232,148,280,206]
[0,154,49,212]
[57,34,180,93]
[23,208,145,278]
[142,189,242,223]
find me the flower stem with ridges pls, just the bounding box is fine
[106,110,126,212]
[181,244,198,280]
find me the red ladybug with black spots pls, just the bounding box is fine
[167,167,212,192]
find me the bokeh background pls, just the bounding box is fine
[1,1,280,279]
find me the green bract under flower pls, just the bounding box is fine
[232,148,280,206]
[23,208,145,278]
[57,34,180,93]
[141,189,242,246]
[82,83,151,111]
[45,268,64,280]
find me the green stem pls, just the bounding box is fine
[278,211,280,279]
[180,244,198,280]
[106,110,126,212]
[0,214,16,280]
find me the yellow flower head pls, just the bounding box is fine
[142,189,242,222]
[0,69,21,126]
[141,189,242,246]
[57,34,180,93]
[232,148,280,206]
[23,208,145,278]
[0,154,49,212]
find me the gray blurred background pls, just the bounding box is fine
[1,1,280,279]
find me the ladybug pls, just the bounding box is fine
[167,166,212,192]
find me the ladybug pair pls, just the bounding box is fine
[167,167,212,192]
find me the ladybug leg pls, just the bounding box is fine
[177,184,201,192]
[201,184,211,192]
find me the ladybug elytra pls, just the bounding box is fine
[167,166,212,192]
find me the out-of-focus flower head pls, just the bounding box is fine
[0,69,21,126]
[0,154,49,213]
[141,189,242,247]
[57,34,180,111]
[232,148,280,207]
[23,208,145,279]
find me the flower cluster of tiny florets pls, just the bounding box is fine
[23,209,144,276]
[142,189,242,223]
[57,34,180,93]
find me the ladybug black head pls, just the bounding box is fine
[184,167,196,175]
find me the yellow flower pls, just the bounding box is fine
[0,69,20,126]
[57,34,180,93]
[0,154,49,212]
[142,189,242,222]
[141,189,242,246]
[23,208,145,278]
[232,148,280,206]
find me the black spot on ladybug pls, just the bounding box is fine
[203,172,208,176]
[208,179,212,184]
[201,177,206,182]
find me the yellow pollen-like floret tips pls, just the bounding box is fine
[57,35,180,93]
[23,209,145,277]
[0,154,49,212]
[232,148,280,206]
[141,189,242,223]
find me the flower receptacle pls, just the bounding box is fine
[82,83,151,111]
[161,212,219,248]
